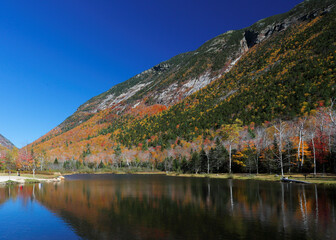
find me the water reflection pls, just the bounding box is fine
[0,175,336,240]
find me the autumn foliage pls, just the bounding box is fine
[9,4,335,175]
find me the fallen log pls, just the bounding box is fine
[281,177,311,184]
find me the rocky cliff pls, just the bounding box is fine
[29,0,336,161]
[56,0,334,134]
[0,134,14,149]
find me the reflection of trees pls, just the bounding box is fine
[1,177,336,239]
[0,185,36,207]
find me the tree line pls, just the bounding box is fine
[1,104,335,176]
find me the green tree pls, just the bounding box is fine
[98,160,105,169]
[190,151,201,174]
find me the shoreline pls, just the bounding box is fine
[165,173,336,185]
[62,170,165,176]
[0,175,64,185]
[62,171,336,185]
[1,171,336,186]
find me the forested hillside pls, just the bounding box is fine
[16,0,336,176]
[44,0,335,135]
[118,10,336,147]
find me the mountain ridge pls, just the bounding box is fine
[56,0,335,134]
[0,134,15,149]
[29,0,336,163]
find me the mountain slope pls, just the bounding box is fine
[57,0,335,133]
[118,9,336,147]
[0,134,15,149]
[30,0,336,161]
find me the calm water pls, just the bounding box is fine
[0,174,335,240]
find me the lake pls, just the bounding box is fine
[0,174,335,240]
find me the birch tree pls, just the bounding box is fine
[307,116,317,176]
[296,117,307,170]
[218,119,242,174]
[253,127,266,175]
[328,99,336,127]
[273,120,287,177]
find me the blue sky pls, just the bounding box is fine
[0,0,302,147]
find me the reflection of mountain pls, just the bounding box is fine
[1,176,336,239]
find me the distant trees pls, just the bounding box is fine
[0,148,17,174]
[2,103,330,177]
[1,102,331,178]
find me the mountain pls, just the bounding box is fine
[30,0,336,161]
[0,134,15,149]
[57,0,335,133]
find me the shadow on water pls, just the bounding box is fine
[1,174,336,240]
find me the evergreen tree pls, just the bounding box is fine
[181,156,189,173]
[208,148,216,174]
[200,149,208,173]
[190,151,201,174]
[98,160,105,169]
[172,157,180,172]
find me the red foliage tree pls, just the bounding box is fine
[314,129,328,165]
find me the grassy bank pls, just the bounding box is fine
[0,168,164,178]
[166,173,336,185]
[63,170,165,176]
[0,172,62,185]
[61,169,336,185]
[2,170,336,186]
[0,173,60,179]
[62,167,164,176]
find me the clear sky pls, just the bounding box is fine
[0,0,302,147]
